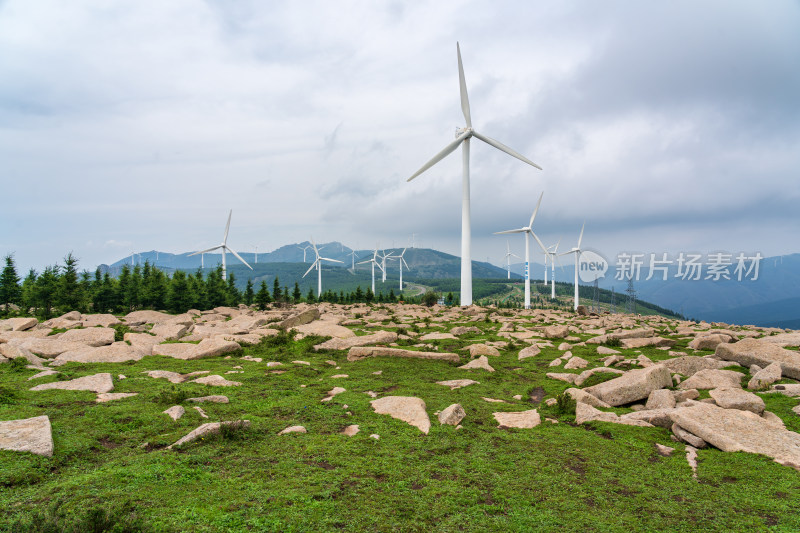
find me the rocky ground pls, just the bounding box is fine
[2,303,800,530]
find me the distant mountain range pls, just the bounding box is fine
[508,253,800,328]
[102,244,800,328]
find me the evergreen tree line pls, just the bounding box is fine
[0,253,429,319]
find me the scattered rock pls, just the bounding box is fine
[187,395,229,403]
[436,379,479,390]
[278,425,307,435]
[518,345,541,360]
[670,402,800,469]
[662,356,732,377]
[645,389,677,410]
[348,346,459,363]
[573,367,625,386]
[370,396,430,434]
[314,331,398,351]
[688,334,732,351]
[189,375,242,387]
[748,362,782,390]
[458,355,494,372]
[716,338,800,380]
[583,365,673,407]
[655,443,675,457]
[163,406,185,421]
[168,420,250,448]
[30,373,114,394]
[563,356,589,370]
[439,404,466,425]
[708,387,765,414]
[341,424,360,436]
[679,369,745,390]
[277,308,320,329]
[543,325,569,339]
[58,327,115,346]
[493,409,541,429]
[575,402,654,427]
[152,338,241,360]
[597,346,621,355]
[321,387,346,402]
[0,415,53,456]
[466,344,501,357]
[96,393,137,403]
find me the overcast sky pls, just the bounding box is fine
[2,0,799,274]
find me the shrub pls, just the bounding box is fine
[555,392,576,415]
[0,385,18,405]
[155,386,189,405]
[6,500,154,533]
[9,357,28,372]
[421,290,439,307]
[111,323,132,342]
[604,337,622,348]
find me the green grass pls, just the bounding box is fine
[1,313,799,532]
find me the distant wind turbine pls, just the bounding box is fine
[494,192,547,309]
[388,248,411,290]
[544,239,562,299]
[357,247,384,294]
[347,249,359,270]
[298,244,312,262]
[254,245,259,264]
[406,42,542,306]
[188,210,253,281]
[503,240,520,280]
[559,222,586,311]
[380,250,394,282]
[303,238,343,297]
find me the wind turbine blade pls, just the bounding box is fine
[223,210,232,244]
[554,238,561,253]
[303,261,317,278]
[529,191,544,227]
[531,231,548,254]
[457,42,472,128]
[555,253,565,271]
[402,257,410,269]
[407,130,471,182]
[472,131,542,170]
[577,222,585,249]
[227,247,253,270]
[189,246,221,256]
[494,228,526,235]
[558,250,576,257]
[320,257,344,263]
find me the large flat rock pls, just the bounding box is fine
[0,415,53,456]
[30,373,114,393]
[295,320,355,339]
[0,317,38,332]
[679,369,744,390]
[124,310,174,326]
[662,356,732,377]
[583,365,672,406]
[347,346,459,363]
[152,338,241,360]
[493,409,541,429]
[11,338,92,358]
[670,401,800,470]
[371,396,430,434]
[314,331,397,351]
[52,342,143,365]
[57,327,115,346]
[716,338,800,380]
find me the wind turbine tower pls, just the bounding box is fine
[503,240,520,280]
[302,238,343,297]
[406,43,542,306]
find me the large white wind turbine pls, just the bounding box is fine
[357,247,384,294]
[388,248,411,290]
[503,240,520,280]
[559,223,585,311]
[303,238,343,297]
[494,192,547,309]
[406,42,542,307]
[188,210,253,281]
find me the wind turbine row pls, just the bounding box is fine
[406,42,542,307]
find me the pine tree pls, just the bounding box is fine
[292,282,301,303]
[306,288,316,303]
[365,287,374,304]
[205,266,227,308]
[167,271,193,314]
[255,281,272,310]
[282,286,289,303]
[0,254,22,314]
[354,286,364,302]
[57,252,82,313]
[244,279,255,306]
[21,269,38,314]
[272,276,281,303]
[226,273,240,306]
[34,266,59,319]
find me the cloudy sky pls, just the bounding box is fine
[2,0,799,274]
